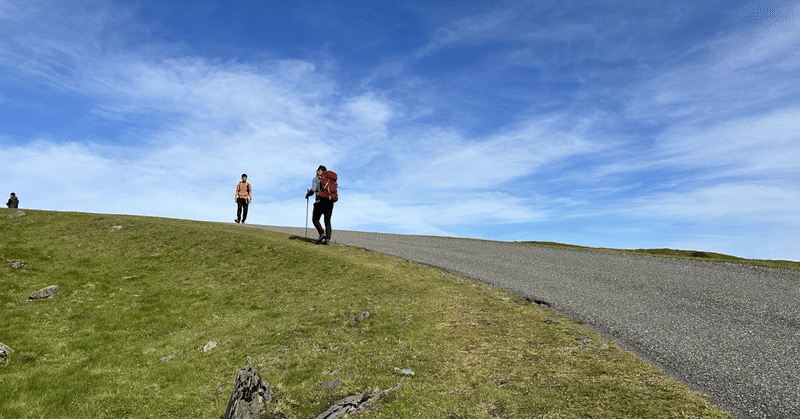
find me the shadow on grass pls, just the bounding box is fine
[288,235,319,244]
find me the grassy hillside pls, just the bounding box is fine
[520,241,800,272]
[1,209,731,418]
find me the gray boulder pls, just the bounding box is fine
[0,342,13,366]
[314,386,399,419]
[6,210,25,218]
[223,366,272,419]
[319,378,342,390]
[29,285,60,300]
[6,259,25,269]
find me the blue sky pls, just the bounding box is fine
[1,0,799,261]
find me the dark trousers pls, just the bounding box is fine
[312,200,334,240]
[236,198,249,222]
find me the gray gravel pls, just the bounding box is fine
[248,225,800,419]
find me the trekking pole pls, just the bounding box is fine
[305,196,309,240]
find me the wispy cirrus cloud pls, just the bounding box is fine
[652,108,800,177]
[626,2,800,124]
[625,183,800,221]
[396,118,599,192]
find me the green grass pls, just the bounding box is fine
[520,241,800,272]
[1,209,732,418]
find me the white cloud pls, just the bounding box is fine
[625,183,800,222]
[339,93,394,136]
[415,9,516,57]
[333,190,548,236]
[654,108,800,177]
[1,141,111,197]
[88,57,332,125]
[397,118,599,191]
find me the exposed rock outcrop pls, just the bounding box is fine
[6,210,25,218]
[0,342,14,366]
[5,259,25,269]
[223,367,272,419]
[29,285,60,300]
[203,341,218,353]
[314,386,399,419]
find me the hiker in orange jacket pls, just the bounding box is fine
[234,174,252,223]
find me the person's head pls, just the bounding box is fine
[241,174,247,181]
[316,165,327,176]
[9,193,15,197]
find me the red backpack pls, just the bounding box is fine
[319,171,338,202]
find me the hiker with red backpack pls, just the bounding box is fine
[305,165,338,245]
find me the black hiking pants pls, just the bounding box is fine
[236,198,249,222]
[312,199,334,240]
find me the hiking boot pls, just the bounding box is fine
[235,219,240,223]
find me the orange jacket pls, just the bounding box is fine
[235,181,252,200]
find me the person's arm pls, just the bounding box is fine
[306,177,319,198]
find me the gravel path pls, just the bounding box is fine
[248,225,800,419]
